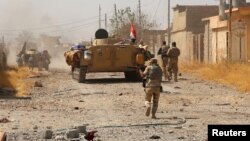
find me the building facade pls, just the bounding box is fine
[203,7,250,63]
[171,5,219,62]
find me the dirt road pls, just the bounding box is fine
[0,69,250,141]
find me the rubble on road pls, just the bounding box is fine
[34,81,43,87]
[5,124,90,141]
[0,118,10,123]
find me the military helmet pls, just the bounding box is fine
[150,58,158,64]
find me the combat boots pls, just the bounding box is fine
[151,103,158,119]
[145,101,151,117]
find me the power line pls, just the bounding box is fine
[0,11,112,32]
[153,0,161,20]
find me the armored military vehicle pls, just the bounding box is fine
[17,42,51,70]
[65,29,147,82]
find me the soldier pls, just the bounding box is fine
[42,50,51,70]
[138,40,152,61]
[167,42,180,82]
[138,40,144,48]
[28,55,35,70]
[158,41,170,80]
[16,55,23,67]
[140,58,163,119]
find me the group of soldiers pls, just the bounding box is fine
[17,50,51,71]
[139,41,180,119]
[158,41,181,82]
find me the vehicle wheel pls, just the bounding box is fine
[79,66,87,83]
[72,66,87,83]
[124,71,141,81]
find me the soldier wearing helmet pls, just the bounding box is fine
[140,58,163,119]
[167,42,180,82]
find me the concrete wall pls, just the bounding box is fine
[171,6,218,63]
[187,7,219,34]
[204,16,229,64]
[172,9,187,32]
[211,28,228,63]
[204,20,213,63]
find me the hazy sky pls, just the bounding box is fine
[0,0,247,42]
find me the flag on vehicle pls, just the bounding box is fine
[130,23,136,40]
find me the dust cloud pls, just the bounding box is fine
[0,1,73,70]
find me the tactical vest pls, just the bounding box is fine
[148,65,163,80]
[169,47,180,57]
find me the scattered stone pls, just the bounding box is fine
[55,135,66,140]
[41,130,53,139]
[179,73,182,76]
[179,78,188,81]
[177,136,185,140]
[168,130,174,134]
[174,126,182,129]
[182,103,189,106]
[66,129,79,139]
[74,107,79,110]
[34,81,43,87]
[172,116,178,119]
[215,103,230,106]
[189,125,195,127]
[149,135,160,139]
[180,108,184,112]
[12,125,18,130]
[29,75,41,78]
[0,118,10,123]
[79,100,84,102]
[119,93,123,96]
[174,86,181,89]
[74,125,87,134]
[173,92,181,94]
[33,125,38,130]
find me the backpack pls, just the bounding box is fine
[148,65,163,80]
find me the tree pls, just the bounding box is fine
[109,7,154,40]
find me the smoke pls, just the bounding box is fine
[50,53,70,69]
[0,0,71,69]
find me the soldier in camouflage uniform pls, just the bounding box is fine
[140,58,163,119]
[167,42,180,82]
[158,41,170,80]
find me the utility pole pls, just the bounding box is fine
[228,0,232,61]
[167,0,171,46]
[138,0,142,38]
[138,0,142,28]
[2,36,4,43]
[105,13,107,30]
[99,5,101,28]
[114,4,118,35]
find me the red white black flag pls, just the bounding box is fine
[130,23,136,39]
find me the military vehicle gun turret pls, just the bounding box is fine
[64,29,147,82]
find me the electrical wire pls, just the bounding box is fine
[0,10,112,33]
